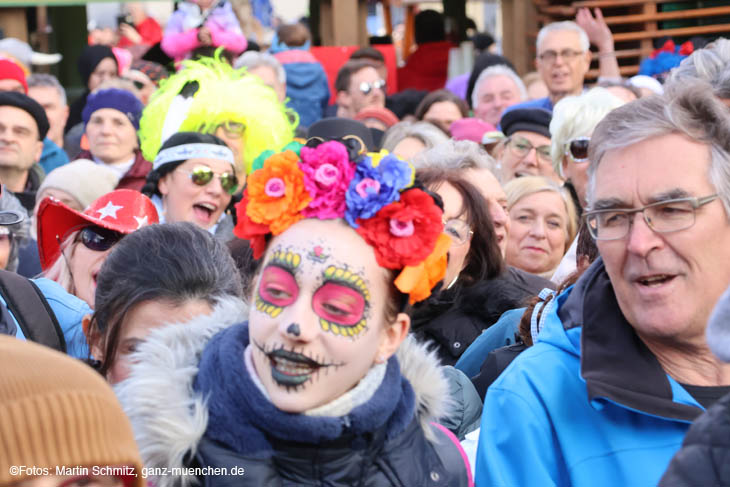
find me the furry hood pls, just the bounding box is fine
[117,299,452,487]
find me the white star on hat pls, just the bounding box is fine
[134,215,148,229]
[96,201,123,220]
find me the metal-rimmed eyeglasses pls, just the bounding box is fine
[584,194,719,240]
[537,49,585,64]
[506,136,552,163]
[443,218,473,245]
[358,79,386,96]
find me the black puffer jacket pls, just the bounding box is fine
[193,418,466,487]
[410,272,544,366]
[660,390,730,486]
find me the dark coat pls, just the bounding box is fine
[660,390,730,487]
[410,272,542,366]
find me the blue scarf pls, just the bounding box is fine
[193,322,416,456]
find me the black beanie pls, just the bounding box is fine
[0,91,49,140]
[77,45,117,87]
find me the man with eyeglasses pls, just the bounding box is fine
[505,9,620,115]
[334,60,386,119]
[496,107,560,183]
[475,84,730,486]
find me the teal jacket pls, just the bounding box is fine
[475,258,704,487]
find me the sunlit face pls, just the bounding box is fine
[422,101,463,135]
[158,157,235,230]
[88,57,118,92]
[85,108,138,165]
[466,168,510,256]
[249,219,405,413]
[0,106,43,175]
[594,134,730,347]
[28,85,69,147]
[506,191,569,275]
[392,136,425,160]
[338,66,385,118]
[0,78,25,93]
[498,130,557,183]
[474,75,523,126]
[68,235,112,308]
[98,298,212,384]
[436,182,471,286]
[535,30,591,99]
[248,65,286,103]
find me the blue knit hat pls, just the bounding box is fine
[82,88,143,130]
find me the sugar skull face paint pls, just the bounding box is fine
[314,265,370,338]
[255,249,301,318]
[248,219,394,413]
[254,341,344,391]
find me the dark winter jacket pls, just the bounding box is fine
[116,298,473,487]
[660,390,730,486]
[76,149,152,192]
[409,274,538,366]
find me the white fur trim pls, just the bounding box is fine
[115,297,248,487]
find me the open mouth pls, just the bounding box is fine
[255,341,344,389]
[636,274,676,287]
[193,202,217,223]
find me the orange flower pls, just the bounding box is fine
[394,233,450,304]
[245,150,312,235]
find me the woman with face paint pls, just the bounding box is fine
[116,140,473,486]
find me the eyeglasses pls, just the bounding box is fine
[584,194,719,241]
[507,136,552,163]
[179,165,239,195]
[79,226,125,252]
[537,49,585,64]
[443,218,473,245]
[358,79,386,96]
[565,136,590,162]
[216,121,246,138]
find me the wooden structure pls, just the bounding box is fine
[507,0,730,77]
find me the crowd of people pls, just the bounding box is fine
[1,1,730,486]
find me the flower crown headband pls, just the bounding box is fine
[233,139,450,304]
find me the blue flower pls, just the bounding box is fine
[345,154,413,228]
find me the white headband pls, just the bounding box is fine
[153,143,235,171]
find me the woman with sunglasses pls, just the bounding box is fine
[37,189,159,310]
[548,87,624,283]
[116,140,472,486]
[142,132,238,240]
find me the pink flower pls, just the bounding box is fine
[300,141,356,219]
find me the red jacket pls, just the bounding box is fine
[397,41,454,92]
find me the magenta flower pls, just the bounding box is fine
[300,141,356,219]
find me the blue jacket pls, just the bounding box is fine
[9,278,91,359]
[475,258,704,487]
[39,138,69,175]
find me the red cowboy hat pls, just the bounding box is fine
[37,189,159,270]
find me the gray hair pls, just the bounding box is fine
[234,51,286,85]
[472,64,527,108]
[536,21,589,53]
[666,38,730,99]
[411,139,498,173]
[381,121,449,153]
[550,87,625,178]
[587,82,730,217]
[27,73,67,106]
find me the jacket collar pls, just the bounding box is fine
[560,258,703,422]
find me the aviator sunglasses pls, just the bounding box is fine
[359,79,386,96]
[79,226,125,252]
[180,165,239,195]
[565,136,590,162]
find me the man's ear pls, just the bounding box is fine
[336,90,351,111]
[375,312,410,364]
[33,139,44,163]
